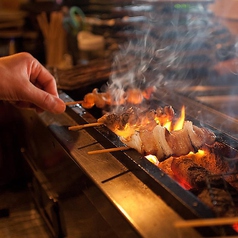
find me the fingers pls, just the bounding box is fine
[29,57,59,97]
[0,52,66,114]
[23,53,66,113]
[25,84,66,113]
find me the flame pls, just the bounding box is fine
[114,123,136,138]
[145,154,159,165]
[114,105,186,139]
[173,105,185,131]
[163,121,172,131]
[186,149,206,160]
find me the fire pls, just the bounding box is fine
[163,121,172,131]
[114,123,136,138]
[173,106,185,131]
[155,105,185,132]
[145,154,159,165]
[115,105,186,139]
[188,149,205,158]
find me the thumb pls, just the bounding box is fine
[25,86,66,113]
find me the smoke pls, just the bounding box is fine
[105,1,238,105]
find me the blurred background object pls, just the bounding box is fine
[0,0,27,56]
[209,0,238,36]
[37,11,66,68]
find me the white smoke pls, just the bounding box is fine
[104,1,238,117]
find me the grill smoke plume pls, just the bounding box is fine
[106,1,237,108]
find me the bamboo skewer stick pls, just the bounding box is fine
[88,146,130,155]
[68,122,103,131]
[65,100,84,106]
[174,217,238,228]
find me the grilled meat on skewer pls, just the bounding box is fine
[97,106,216,161]
[81,87,156,109]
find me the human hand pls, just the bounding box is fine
[0,52,66,113]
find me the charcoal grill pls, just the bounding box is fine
[14,85,238,238]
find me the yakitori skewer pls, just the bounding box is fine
[65,100,84,106]
[174,216,238,228]
[68,122,103,131]
[88,146,130,155]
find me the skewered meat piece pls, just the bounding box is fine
[81,86,156,109]
[120,128,165,159]
[120,131,143,154]
[184,121,216,148]
[153,125,173,157]
[124,88,144,104]
[171,157,210,189]
[97,106,175,132]
[165,127,195,157]
[98,108,139,136]
[81,93,95,109]
[140,129,159,156]
[97,107,216,161]
[97,113,120,131]
[118,107,138,129]
[139,109,158,130]
[155,106,175,126]
[81,88,111,109]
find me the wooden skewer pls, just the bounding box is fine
[65,100,84,106]
[174,217,238,228]
[68,122,103,131]
[88,146,130,155]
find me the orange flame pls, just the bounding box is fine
[145,154,159,165]
[173,105,185,131]
[164,121,172,131]
[114,105,186,139]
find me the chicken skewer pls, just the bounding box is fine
[68,106,216,161]
[65,86,156,109]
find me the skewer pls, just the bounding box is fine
[65,100,84,106]
[68,122,103,131]
[88,146,130,155]
[174,217,238,228]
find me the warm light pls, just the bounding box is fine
[197,149,205,156]
[232,223,238,233]
[115,123,136,138]
[164,121,172,131]
[145,154,159,165]
[113,105,186,139]
[186,149,206,160]
[173,105,185,131]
